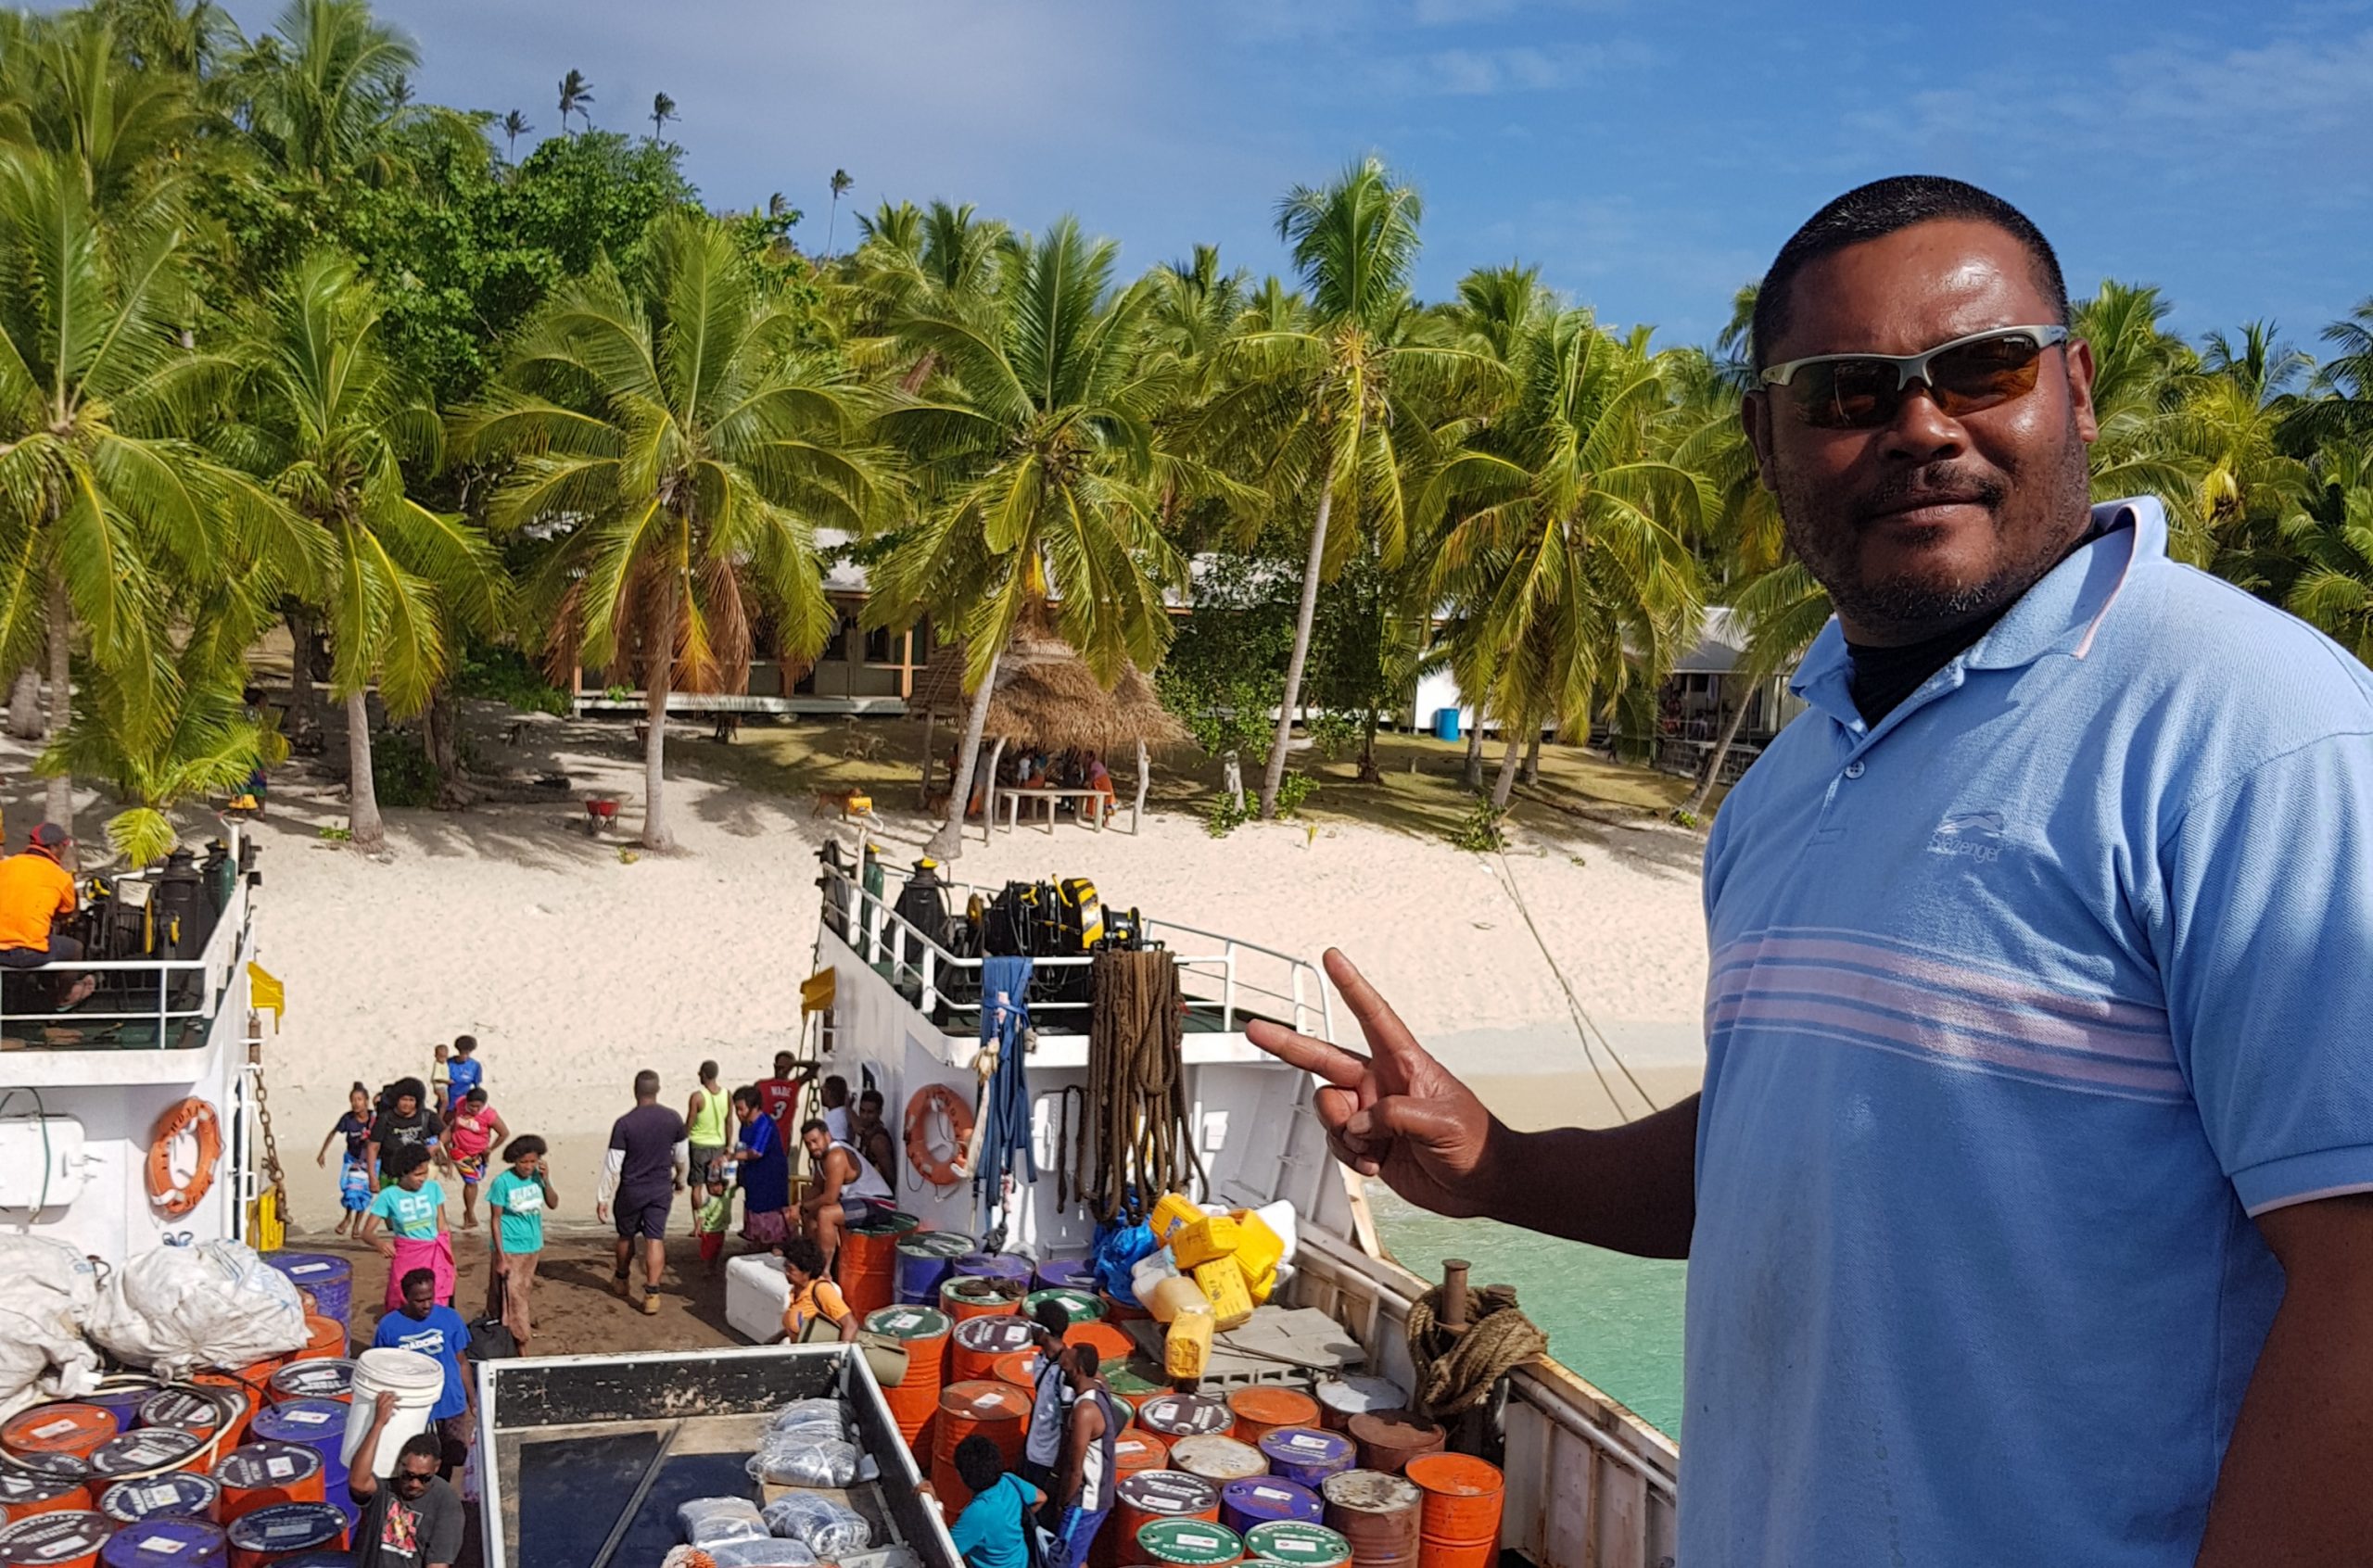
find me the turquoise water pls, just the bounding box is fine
[1371,1188,1688,1437]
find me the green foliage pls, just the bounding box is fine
[369,726,439,807]
[1203,793,1250,839]
[1449,798,1508,853]
[1275,770,1317,817]
[450,640,571,715]
[1305,711,1361,761]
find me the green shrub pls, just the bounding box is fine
[1275,770,1317,818]
[1203,793,1250,839]
[1449,798,1507,853]
[371,728,440,808]
[452,644,571,715]
[1306,710,1361,762]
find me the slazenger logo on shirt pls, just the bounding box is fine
[1927,810,2007,863]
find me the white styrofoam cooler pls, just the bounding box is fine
[724,1252,789,1343]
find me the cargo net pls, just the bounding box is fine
[1075,948,1204,1223]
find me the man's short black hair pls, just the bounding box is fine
[781,1236,826,1277]
[396,1432,443,1468]
[953,1432,1005,1493]
[800,1118,830,1139]
[858,1088,883,1109]
[633,1069,660,1099]
[400,1266,437,1296]
[1033,1297,1073,1341]
[453,1035,476,1055]
[1751,175,2068,372]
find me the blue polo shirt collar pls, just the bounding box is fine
[1790,497,2163,729]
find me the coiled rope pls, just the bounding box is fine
[1076,949,1203,1223]
[1403,1281,1549,1422]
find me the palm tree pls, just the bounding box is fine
[455,211,885,852]
[824,168,852,258]
[1423,310,1708,810]
[843,199,1010,391]
[1200,158,1503,817]
[2282,443,2373,661]
[556,69,592,133]
[500,108,531,160]
[2288,297,2373,453]
[235,0,428,185]
[220,251,503,851]
[649,92,676,140]
[869,218,1186,859]
[2074,281,2210,557]
[0,122,307,829]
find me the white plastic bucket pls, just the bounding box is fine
[338,1347,446,1476]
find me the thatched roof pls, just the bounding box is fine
[909,620,1188,756]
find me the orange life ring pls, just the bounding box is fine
[148,1098,222,1218]
[904,1083,974,1189]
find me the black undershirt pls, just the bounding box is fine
[1845,605,2012,726]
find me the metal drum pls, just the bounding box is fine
[895,1230,975,1307]
[1256,1428,1356,1491]
[1220,1476,1324,1535]
[1320,1471,1422,1568]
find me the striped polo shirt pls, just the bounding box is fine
[1683,497,2373,1566]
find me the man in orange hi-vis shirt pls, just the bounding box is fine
[0,823,95,1007]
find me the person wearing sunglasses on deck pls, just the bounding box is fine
[1252,175,2373,1568]
[349,1388,463,1568]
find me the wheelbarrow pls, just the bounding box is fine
[583,794,625,837]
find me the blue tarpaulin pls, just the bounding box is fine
[975,956,1036,1211]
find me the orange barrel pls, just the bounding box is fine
[1313,1377,1403,1434]
[1113,1429,1171,1479]
[87,1429,208,1487]
[1320,1471,1422,1568]
[1066,1321,1136,1365]
[991,1350,1045,1393]
[1134,1517,1243,1568]
[1,1406,119,1464]
[843,1213,920,1320]
[928,1381,1032,1521]
[1243,1521,1353,1568]
[233,1355,286,1389]
[0,1510,108,1567]
[188,1376,264,1451]
[1402,1454,1503,1568]
[1226,1387,1319,1449]
[1167,1436,1265,1486]
[1137,1393,1233,1445]
[289,1316,346,1364]
[952,1316,1041,1385]
[211,1443,324,1524]
[135,1391,224,1458]
[98,1472,223,1527]
[866,1305,951,1456]
[940,1275,1027,1323]
[222,1500,347,1566]
[264,1361,353,1409]
[1345,1412,1442,1478]
[1099,1472,1219,1568]
[0,1460,92,1524]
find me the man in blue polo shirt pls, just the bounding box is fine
[1250,175,2373,1566]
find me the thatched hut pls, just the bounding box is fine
[908,619,1187,835]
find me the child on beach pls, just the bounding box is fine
[445,1035,483,1114]
[441,1087,509,1231]
[360,1144,454,1308]
[430,1043,450,1113]
[314,1081,374,1236]
[486,1135,555,1355]
[695,1177,735,1274]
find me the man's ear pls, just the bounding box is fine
[2064,336,2100,446]
[1741,390,1781,492]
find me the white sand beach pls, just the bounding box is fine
[3,702,1712,1220]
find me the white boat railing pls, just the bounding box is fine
[819,865,1333,1042]
[0,877,252,1050]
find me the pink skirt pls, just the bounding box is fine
[387,1231,457,1309]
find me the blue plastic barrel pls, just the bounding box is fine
[894,1230,974,1305]
[101,1518,228,1568]
[1431,707,1462,742]
[260,1252,352,1329]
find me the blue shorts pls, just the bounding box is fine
[615,1192,671,1242]
[338,1157,372,1213]
[1056,1504,1108,1568]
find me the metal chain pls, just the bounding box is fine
[249,1026,290,1219]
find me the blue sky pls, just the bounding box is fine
[224,0,2373,353]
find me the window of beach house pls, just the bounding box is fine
[864,625,896,665]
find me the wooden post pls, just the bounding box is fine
[1134,739,1150,833]
[918,703,936,808]
[899,627,916,701]
[982,736,1008,843]
[1441,1258,1472,1339]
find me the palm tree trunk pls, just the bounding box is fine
[43,575,71,828]
[929,644,1003,861]
[1520,728,1542,784]
[1261,487,1333,818]
[346,689,385,850]
[641,583,678,853]
[425,686,465,807]
[6,668,42,740]
[1489,727,1523,812]
[1680,695,1754,821]
[286,606,316,740]
[1461,721,1484,790]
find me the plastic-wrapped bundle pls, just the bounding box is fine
[679,1496,771,1548]
[763,1491,873,1556]
[765,1398,845,1436]
[708,1538,822,1567]
[746,1427,861,1487]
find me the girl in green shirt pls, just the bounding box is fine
[485,1135,557,1354]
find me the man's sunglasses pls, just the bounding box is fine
[1758,324,2069,430]
[394,1467,437,1490]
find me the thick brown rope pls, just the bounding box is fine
[1079,949,1203,1222]
[1404,1283,1548,1421]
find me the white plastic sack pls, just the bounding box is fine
[1249,1199,1300,1270]
[764,1397,845,1436]
[84,1241,309,1380]
[0,1236,102,1421]
[709,1539,821,1568]
[746,1428,860,1487]
[679,1496,771,1548]
[764,1491,872,1556]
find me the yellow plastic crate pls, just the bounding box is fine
[1164,1309,1214,1380]
[1191,1255,1254,1331]
[1150,1193,1203,1243]
[1229,1210,1286,1282]
[1173,1213,1243,1271]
